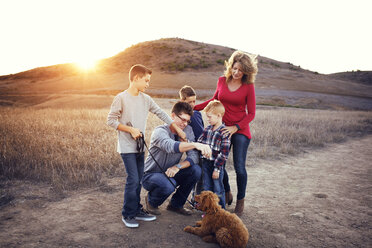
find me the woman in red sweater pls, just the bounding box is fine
[194,51,258,215]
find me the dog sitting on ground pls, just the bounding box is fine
[184,191,249,248]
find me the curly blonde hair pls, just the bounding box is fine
[224,51,258,84]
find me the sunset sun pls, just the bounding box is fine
[74,58,98,71]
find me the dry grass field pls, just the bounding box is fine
[1,98,371,191]
[1,96,372,248]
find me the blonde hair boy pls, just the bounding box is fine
[198,99,230,208]
[204,100,225,117]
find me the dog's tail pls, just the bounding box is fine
[216,227,248,248]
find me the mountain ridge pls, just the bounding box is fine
[0,38,371,109]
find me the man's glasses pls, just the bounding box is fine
[177,114,191,124]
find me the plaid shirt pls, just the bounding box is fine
[197,124,231,170]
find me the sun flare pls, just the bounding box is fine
[74,59,98,71]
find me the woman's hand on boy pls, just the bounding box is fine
[221,125,238,138]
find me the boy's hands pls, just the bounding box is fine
[194,143,212,158]
[116,123,142,140]
[212,170,220,180]
[129,127,142,140]
[171,122,187,141]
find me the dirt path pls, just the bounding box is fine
[1,136,371,248]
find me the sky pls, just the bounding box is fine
[0,0,371,75]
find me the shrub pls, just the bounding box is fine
[216,59,224,65]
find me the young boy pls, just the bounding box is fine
[179,85,204,202]
[107,64,186,228]
[179,85,204,140]
[197,100,231,208]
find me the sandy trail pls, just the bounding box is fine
[0,135,371,247]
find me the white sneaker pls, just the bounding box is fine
[122,216,139,228]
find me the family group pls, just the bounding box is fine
[107,50,258,228]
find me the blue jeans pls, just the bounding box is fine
[142,165,201,209]
[120,153,144,218]
[202,159,225,208]
[223,133,251,200]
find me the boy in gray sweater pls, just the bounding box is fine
[107,64,186,228]
[142,102,211,216]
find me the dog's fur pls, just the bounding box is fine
[184,191,249,248]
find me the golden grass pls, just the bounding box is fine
[0,107,120,190]
[248,108,372,162]
[1,105,371,190]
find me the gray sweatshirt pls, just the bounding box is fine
[107,90,173,153]
[144,124,199,173]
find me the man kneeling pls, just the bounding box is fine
[142,102,211,216]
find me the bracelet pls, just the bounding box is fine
[214,168,220,173]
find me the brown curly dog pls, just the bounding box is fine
[184,191,249,248]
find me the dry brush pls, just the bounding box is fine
[1,105,371,190]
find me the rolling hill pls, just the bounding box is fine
[329,71,372,85]
[0,38,371,109]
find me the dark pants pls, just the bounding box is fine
[202,159,225,208]
[120,153,144,218]
[223,133,251,200]
[142,165,201,208]
[191,163,203,200]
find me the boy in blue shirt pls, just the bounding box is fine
[107,64,186,228]
[179,85,204,202]
[179,85,204,140]
[197,100,231,208]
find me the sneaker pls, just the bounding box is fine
[122,216,139,228]
[166,203,192,216]
[135,208,156,221]
[145,193,161,215]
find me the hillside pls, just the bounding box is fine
[1,38,371,109]
[329,71,372,85]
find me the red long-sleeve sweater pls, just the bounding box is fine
[194,76,256,139]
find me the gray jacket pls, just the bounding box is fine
[144,124,199,173]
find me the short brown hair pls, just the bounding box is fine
[171,101,194,117]
[129,64,152,82]
[179,85,196,100]
[204,100,225,116]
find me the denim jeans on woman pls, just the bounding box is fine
[142,165,201,209]
[202,159,225,208]
[120,152,144,218]
[223,133,251,200]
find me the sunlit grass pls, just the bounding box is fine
[247,108,372,163]
[0,105,371,190]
